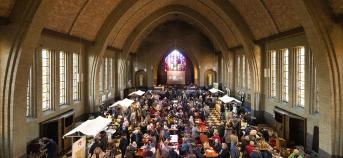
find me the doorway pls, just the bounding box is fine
[289,117,306,147]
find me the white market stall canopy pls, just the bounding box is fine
[110,98,134,109]
[219,95,241,103]
[129,90,145,96]
[209,88,223,94]
[63,116,111,138]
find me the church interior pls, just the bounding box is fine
[0,0,343,158]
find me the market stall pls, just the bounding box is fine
[63,116,112,138]
[110,98,134,110]
[219,95,241,103]
[128,90,145,96]
[63,116,112,158]
[217,95,242,114]
[208,88,223,94]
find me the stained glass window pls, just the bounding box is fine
[164,50,186,71]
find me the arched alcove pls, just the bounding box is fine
[204,69,217,88]
[135,70,147,88]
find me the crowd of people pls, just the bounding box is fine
[89,86,303,158]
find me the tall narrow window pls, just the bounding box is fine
[26,67,32,117]
[59,51,66,105]
[237,56,240,88]
[73,53,80,101]
[295,46,305,107]
[242,55,246,88]
[282,49,289,102]
[42,49,51,111]
[99,62,103,93]
[314,66,319,113]
[247,63,251,90]
[270,50,277,98]
[108,58,113,90]
[104,58,108,91]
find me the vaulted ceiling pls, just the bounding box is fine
[1,0,340,51]
[0,0,16,17]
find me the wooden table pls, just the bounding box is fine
[204,149,219,157]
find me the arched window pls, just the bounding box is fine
[164,50,186,71]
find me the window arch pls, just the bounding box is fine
[164,49,186,71]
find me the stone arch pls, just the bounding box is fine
[87,0,259,109]
[121,5,229,59]
[290,1,343,156]
[0,0,58,157]
[151,46,200,86]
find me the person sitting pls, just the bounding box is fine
[125,142,137,158]
[160,141,170,158]
[168,148,181,158]
[91,147,106,158]
[191,125,198,135]
[258,138,272,158]
[250,149,263,158]
[99,131,108,151]
[210,131,222,143]
[179,138,190,155]
[288,149,303,158]
[89,139,101,156]
[245,141,255,155]
[143,147,154,158]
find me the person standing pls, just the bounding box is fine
[42,138,58,158]
[220,104,226,120]
[218,143,230,158]
[119,136,129,158]
[230,142,240,158]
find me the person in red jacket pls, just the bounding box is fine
[245,141,255,155]
[210,131,222,143]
